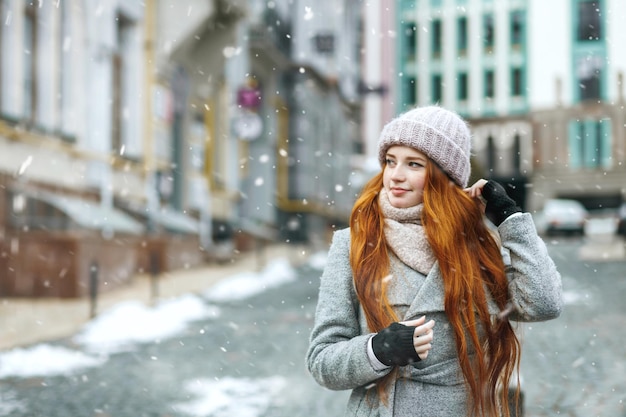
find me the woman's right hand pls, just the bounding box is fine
[401,316,435,360]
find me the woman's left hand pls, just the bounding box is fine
[464,179,488,211]
[465,179,522,225]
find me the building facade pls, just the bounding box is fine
[0,0,242,297]
[195,0,363,247]
[156,0,365,248]
[0,0,365,297]
[392,0,626,211]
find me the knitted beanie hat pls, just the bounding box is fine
[377,106,472,187]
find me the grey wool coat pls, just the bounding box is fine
[305,213,563,417]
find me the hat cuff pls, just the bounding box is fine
[378,132,470,187]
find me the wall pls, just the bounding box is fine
[0,232,138,298]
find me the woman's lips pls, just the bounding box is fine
[390,188,409,196]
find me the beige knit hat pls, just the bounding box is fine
[377,106,472,187]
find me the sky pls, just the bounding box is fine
[0,252,328,417]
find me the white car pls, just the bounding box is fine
[535,199,588,236]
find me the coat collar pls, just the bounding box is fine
[403,261,501,320]
[404,261,445,320]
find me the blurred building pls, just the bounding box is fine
[157,0,362,248]
[172,0,362,248]
[0,0,215,298]
[0,0,364,297]
[386,0,626,211]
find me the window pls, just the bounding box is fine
[483,14,495,50]
[457,17,468,54]
[404,23,417,60]
[111,14,133,154]
[487,135,496,174]
[577,0,602,41]
[23,2,38,123]
[432,19,442,57]
[568,118,611,169]
[458,72,468,101]
[512,134,521,174]
[406,77,417,106]
[576,55,603,101]
[111,52,122,153]
[511,10,524,48]
[8,193,71,231]
[485,70,495,99]
[432,74,442,103]
[58,0,73,137]
[511,67,523,96]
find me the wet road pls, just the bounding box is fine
[1,236,625,416]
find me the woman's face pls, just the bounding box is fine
[382,145,428,208]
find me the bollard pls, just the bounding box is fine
[89,261,99,319]
[255,237,266,272]
[149,250,160,303]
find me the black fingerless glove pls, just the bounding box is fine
[371,322,420,367]
[482,180,522,226]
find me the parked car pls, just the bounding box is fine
[617,203,626,236]
[535,199,588,236]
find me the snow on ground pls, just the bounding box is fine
[0,254,310,416]
[172,376,287,417]
[0,344,106,379]
[0,294,219,378]
[204,257,297,302]
[0,255,308,380]
[74,294,220,354]
[307,250,328,270]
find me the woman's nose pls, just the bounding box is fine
[390,165,405,180]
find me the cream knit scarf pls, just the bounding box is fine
[379,188,436,275]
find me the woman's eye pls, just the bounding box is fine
[385,158,395,166]
[409,161,424,168]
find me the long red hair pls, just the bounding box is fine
[349,163,521,416]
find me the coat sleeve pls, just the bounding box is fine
[498,213,564,322]
[305,229,392,391]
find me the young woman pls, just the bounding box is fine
[306,106,563,417]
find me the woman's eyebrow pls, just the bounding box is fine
[406,155,426,161]
[403,155,427,164]
[385,152,426,162]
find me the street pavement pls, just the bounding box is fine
[0,235,624,416]
[518,236,626,417]
[0,242,348,417]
